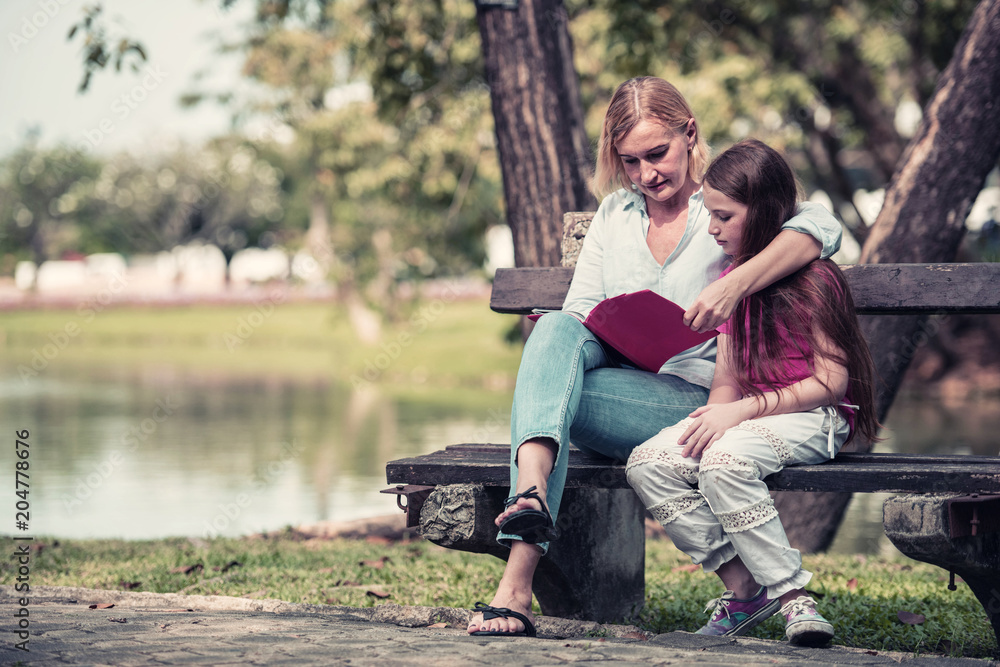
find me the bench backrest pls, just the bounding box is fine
[493,212,1000,316]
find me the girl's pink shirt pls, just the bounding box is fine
[716,263,856,432]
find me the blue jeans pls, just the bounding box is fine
[500,312,711,551]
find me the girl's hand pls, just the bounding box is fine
[683,277,743,333]
[678,403,747,458]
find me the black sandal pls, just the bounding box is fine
[497,485,558,544]
[469,601,537,637]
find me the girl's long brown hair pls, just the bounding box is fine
[705,139,881,445]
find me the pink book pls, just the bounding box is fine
[530,290,718,373]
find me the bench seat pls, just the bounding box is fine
[388,445,1000,494]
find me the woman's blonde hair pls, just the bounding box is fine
[591,77,710,199]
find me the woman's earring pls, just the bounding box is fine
[631,183,639,190]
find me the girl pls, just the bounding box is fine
[625,139,880,647]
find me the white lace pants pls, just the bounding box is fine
[626,406,849,599]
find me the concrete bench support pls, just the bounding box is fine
[418,483,646,623]
[883,494,1000,646]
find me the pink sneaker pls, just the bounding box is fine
[695,587,780,636]
[780,596,834,646]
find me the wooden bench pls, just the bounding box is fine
[385,216,1000,644]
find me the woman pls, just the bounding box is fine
[468,77,842,637]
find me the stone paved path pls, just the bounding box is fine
[1,587,996,666]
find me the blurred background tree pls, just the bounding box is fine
[179,0,503,331]
[0,137,284,264]
[582,0,981,240]
[0,141,103,265]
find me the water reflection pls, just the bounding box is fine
[3,364,997,553]
[827,395,1000,555]
[880,397,999,457]
[2,367,511,540]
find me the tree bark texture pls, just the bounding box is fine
[861,0,1000,421]
[775,0,1000,553]
[476,0,597,268]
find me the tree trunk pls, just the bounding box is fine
[798,115,869,244]
[306,190,333,276]
[832,41,906,182]
[475,0,597,269]
[774,0,1000,553]
[852,0,1000,419]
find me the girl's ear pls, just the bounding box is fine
[685,118,697,151]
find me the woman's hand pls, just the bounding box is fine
[678,402,749,458]
[683,276,744,333]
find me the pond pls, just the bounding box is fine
[3,362,997,554]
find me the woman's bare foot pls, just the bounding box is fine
[467,542,541,635]
[494,481,549,528]
[466,591,535,635]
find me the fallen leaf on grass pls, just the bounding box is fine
[332,580,360,587]
[898,610,925,625]
[366,589,391,599]
[426,622,448,629]
[846,578,858,592]
[119,580,141,590]
[671,564,700,573]
[359,556,391,569]
[318,567,336,574]
[213,560,242,573]
[89,603,114,610]
[170,563,204,575]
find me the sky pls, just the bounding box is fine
[0,0,255,157]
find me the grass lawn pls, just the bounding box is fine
[11,533,995,659]
[0,296,523,391]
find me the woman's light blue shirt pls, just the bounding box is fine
[561,188,843,388]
